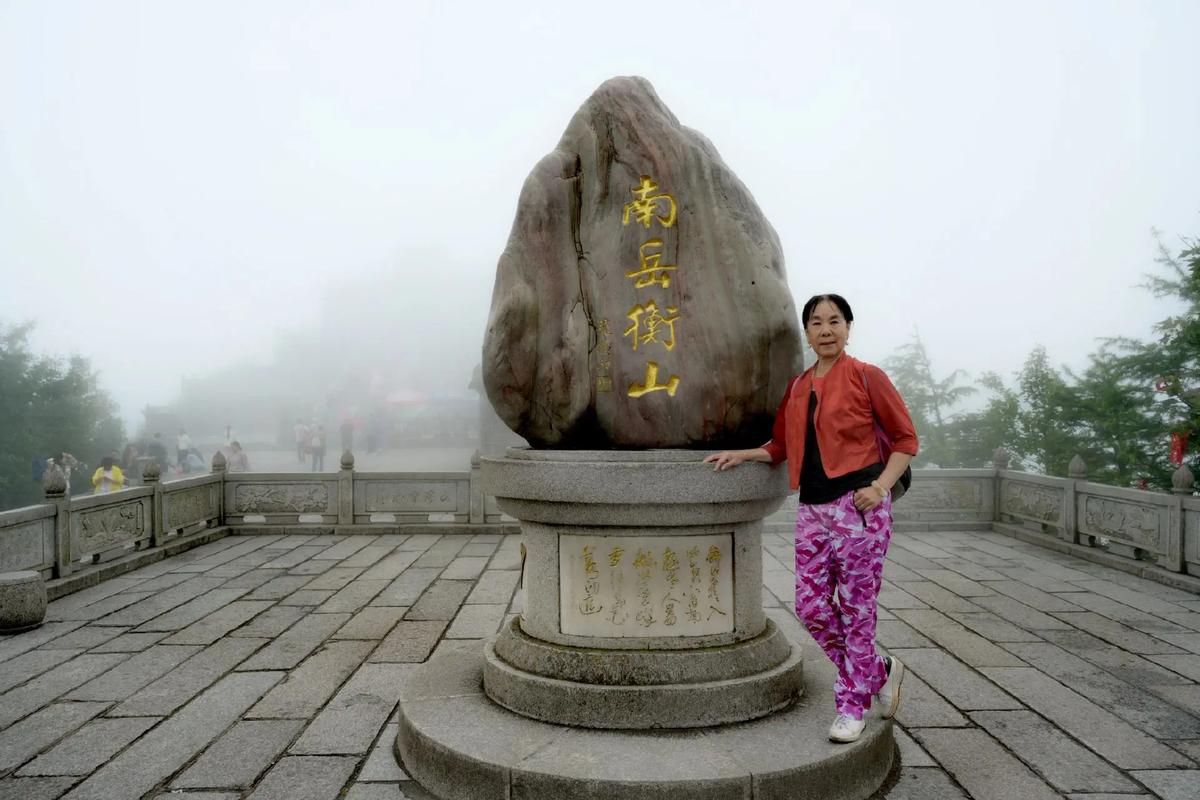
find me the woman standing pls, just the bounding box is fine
[91,456,126,494]
[704,293,918,743]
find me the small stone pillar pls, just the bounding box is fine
[468,450,484,524]
[338,450,355,527]
[0,571,47,633]
[993,447,1011,470]
[210,451,227,526]
[1068,455,1087,480]
[143,460,164,546]
[45,469,72,579]
[1173,464,1196,496]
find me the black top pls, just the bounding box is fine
[799,390,884,505]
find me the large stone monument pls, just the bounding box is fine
[396,77,896,800]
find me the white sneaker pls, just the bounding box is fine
[877,655,905,719]
[828,713,866,743]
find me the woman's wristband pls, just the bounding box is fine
[870,480,889,498]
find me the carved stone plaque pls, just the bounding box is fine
[901,480,984,510]
[559,533,734,638]
[166,486,215,530]
[77,502,144,552]
[233,484,330,514]
[1082,497,1160,548]
[362,482,457,513]
[1002,481,1063,523]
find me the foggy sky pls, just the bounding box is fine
[2,1,1198,431]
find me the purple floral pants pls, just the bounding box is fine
[795,490,893,719]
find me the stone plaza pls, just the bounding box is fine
[1,505,1199,798]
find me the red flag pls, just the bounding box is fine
[1170,433,1187,467]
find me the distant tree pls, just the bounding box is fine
[1107,231,1200,479]
[0,322,125,508]
[883,331,975,466]
[1011,346,1084,476]
[943,371,1019,468]
[1063,347,1170,487]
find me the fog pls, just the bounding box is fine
[2,1,1198,441]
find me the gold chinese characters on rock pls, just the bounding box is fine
[559,534,734,637]
[618,175,682,398]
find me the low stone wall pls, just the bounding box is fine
[1,451,1196,583]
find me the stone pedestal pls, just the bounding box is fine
[395,449,896,799]
[0,571,48,634]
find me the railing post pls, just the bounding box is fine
[469,450,484,525]
[144,461,164,547]
[1063,454,1086,544]
[211,451,226,526]
[339,450,354,527]
[991,447,1009,524]
[45,470,72,578]
[1166,464,1196,572]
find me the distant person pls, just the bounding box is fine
[176,429,192,471]
[227,441,250,472]
[185,449,206,472]
[47,452,81,489]
[340,418,355,453]
[223,424,237,447]
[310,425,326,472]
[147,434,168,472]
[294,418,309,462]
[91,456,126,494]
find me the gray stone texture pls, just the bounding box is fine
[0,570,47,632]
[969,710,1140,793]
[16,716,159,777]
[0,653,128,728]
[62,671,282,800]
[244,756,358,800]
[981,666,1191,768]
[173,719,304,789]
[289,662,414,755]
[482,76,802,448]
[0,700,108,774]
[110,636,266,716]
[369,620,448,663]
[247,640,375,719]
[913,728,1061,800]
[236,613,349,671]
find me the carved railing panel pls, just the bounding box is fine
[356,480,459,513]
[1001,479,1065,525]
[71,499,149,555]
[231,483,332,515]
[1078,493,1167,554]
[164,484,219,530]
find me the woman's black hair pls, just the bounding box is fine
[801,294,854,327]
[101,456,116,469]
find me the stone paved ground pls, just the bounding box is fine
[1,528,1199,799]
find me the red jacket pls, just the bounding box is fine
[762,355,918,490]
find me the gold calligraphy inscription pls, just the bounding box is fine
[706,545,727,620]
[559,534,733,637]
[685,545,702,623]
[579,545,602,615]
[624,300,679,352]
[661,547,681,626]
[625,239,677,289]
[634,548,657,628]
[628,362,680,398]
[608,545,627,625]
[623,176,677,229]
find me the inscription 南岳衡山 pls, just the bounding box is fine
[559,533,733,638]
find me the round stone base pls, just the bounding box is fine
[397,640,896,800]
[0,571,47,635]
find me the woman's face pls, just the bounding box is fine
[805,300,851,359]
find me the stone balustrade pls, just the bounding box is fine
[1,448,1196,586]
